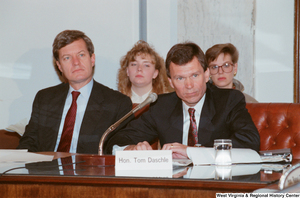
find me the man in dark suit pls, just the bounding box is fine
[17,30,132,154]
[106,42,260,158]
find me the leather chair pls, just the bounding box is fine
[246,103,300,159]
[0,129,21,149]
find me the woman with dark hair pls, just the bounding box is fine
[205,43,258,103]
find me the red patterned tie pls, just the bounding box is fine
[188,108,198,146]
[57,91,80,152]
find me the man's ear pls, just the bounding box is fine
[91,53,96,67]
[168,77,174,89]
[204,68,210,83]
[56,61,62,73]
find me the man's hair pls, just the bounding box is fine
[205,43,239,65]
[165,42,207,78]
[118,40,169,97]
[53,30,94,61]
[52,30,94,76]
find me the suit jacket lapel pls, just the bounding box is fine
[198,84,216,145]
[79,81,105,137]
[169,96,184,142]
[47,83,69,151]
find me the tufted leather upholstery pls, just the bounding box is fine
[246,103,300,159]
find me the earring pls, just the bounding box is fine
[234,73,236,76]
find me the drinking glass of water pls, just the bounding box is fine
[214,139,232,165]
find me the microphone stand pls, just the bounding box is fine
[75,93,157,167]
[98,93,158,155]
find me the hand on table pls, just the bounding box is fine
[162,142,189,159]
[124,141,191,159]
[124,141,153,150]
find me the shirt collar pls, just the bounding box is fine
[68,80,93,100]
[131,88,152,104]
[182,93,206,116]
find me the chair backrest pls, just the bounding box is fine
[0,129,21,149]
[246,103,300,159]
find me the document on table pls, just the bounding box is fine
[188,147,262,165]
[0,149,54,163]
[0,150,54,174]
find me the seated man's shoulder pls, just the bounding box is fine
[37,83,68,96]
[158,91,177,99]
[153,91,178,105]
[147,92,180,114]
[210,84,244,99]
[209,84,246,109]
[93,81,131,101]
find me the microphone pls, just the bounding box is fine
[98,93,158,155]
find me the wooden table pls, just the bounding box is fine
[0,152,283,198]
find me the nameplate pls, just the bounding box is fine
[115,150,172,177]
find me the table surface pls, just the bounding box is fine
[0,152,293,198]
[0,152,289,184]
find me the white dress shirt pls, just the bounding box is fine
[184,94,206,158]
[131,88,152,103]
[182,93,206,145]
[54,80,93,153]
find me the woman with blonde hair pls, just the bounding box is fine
[118,41,170,149]
[118,40,169,104]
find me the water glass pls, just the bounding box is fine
[214,139,232,165]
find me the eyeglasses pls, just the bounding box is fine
[209,63,234,75]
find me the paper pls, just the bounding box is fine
[188,147,262,165]
[0,149,54,163]
[231,148,262,163]
[5,118,28,136]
